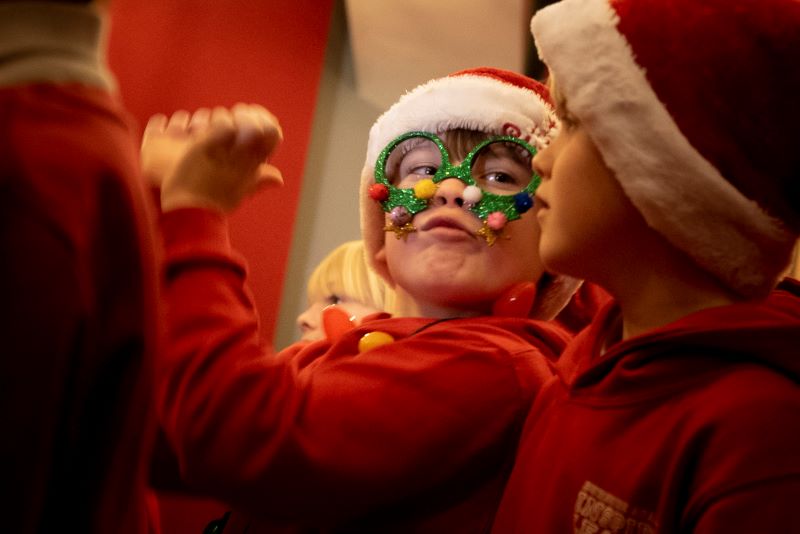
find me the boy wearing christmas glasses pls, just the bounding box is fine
[143,68,584,532]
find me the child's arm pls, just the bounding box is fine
[141,103,283,213]
[147,105,563,526]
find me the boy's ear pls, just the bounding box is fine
[374,244,387,265]
[372,244,395,287]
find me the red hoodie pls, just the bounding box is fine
[0,84,160,534]
[493,279,800,533]
[157,208,572,533]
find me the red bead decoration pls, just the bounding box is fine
[322,305,356,342]
[368,183,390,202]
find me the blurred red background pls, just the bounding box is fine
[107,1,334,531]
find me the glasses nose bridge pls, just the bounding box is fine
[434,156,471,186]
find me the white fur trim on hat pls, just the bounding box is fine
[532,0,796,298]
[366,73,555,165]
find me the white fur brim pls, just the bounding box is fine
[532,0,796,297]
[366,74,553,165]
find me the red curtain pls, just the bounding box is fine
[108,0,334,342]
[107,1,334,531]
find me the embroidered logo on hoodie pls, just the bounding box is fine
[574,481,658,534]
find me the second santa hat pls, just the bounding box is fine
[531,0,800,297]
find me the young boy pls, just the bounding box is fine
[493,0,800,532]
[0,1,160,532]
[144,68,579,532]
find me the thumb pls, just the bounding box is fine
[256,163,284,188]
[243,163,284,197]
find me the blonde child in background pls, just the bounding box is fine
[493,0,800,532]
[296,240,396,342]
[143,68,580,532]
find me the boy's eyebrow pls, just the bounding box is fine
[480,142,532,163]
[397,136,432,156]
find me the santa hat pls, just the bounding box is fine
[360,67,579,319]
[531,0,800,298]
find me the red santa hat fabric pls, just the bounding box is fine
[531,0,800,298]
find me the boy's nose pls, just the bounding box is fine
[430,177,466,208]
[532,146,551,179]
[296,307,317,332]
[297,315,312,332]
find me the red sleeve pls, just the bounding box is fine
[0,84,159,534]
[157,208,555,524]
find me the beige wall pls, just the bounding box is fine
[275,2,381,348]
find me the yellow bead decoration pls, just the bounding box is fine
[358,331,395,353]
[413,179,437,200]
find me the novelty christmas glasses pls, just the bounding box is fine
[368,131,540,245]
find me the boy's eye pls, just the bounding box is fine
[410,165,438,176]
[485,172,517,185]
[395,163,438,188]
[471,141,534,195]
[326,294,341,305]
[477,171,527,193]
[384,136,442,188]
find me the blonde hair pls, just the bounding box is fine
[546,74,579,128]
[306,240,397,315]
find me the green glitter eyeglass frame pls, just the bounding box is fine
[372,131,542,223]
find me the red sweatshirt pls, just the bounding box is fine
[0,83,160,533]
[493,279,800,533]
[157,208,572,532]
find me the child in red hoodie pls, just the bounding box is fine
[493,0,800,532]
[142,69,585,532]
[0,1,160,532]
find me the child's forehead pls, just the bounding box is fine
[393,129,530,161]
[393,129,493,150]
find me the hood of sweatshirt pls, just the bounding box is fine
[561,278,800,399]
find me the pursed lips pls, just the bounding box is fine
[420,215,475,236]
